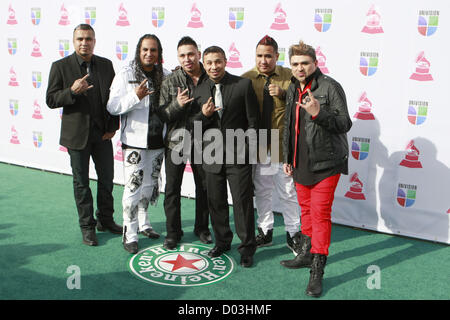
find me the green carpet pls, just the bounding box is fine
[0,162,448,300]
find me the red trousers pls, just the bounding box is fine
[295,174,341,256]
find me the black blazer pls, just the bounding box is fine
[196,72,260,173]
[46,53,119,150]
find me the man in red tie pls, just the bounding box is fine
[280,41,352,297]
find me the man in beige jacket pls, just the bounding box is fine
[242,35,300,254]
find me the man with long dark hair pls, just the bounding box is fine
[46,24,121,247]
[107,34,170,254]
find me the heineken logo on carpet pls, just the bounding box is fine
[128,243,235,286]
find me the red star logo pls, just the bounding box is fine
[163,254,202,272]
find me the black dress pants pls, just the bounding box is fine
[163,147,209,239]
[205,164,256,257]
[68,126,115,231]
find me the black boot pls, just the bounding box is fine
[280,233,312,269]
[255,227,273,247]
[286,231,301,255]
[305,254,327,298]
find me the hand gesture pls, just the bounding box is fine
[202,97,221,117]
[135,79,153,100]
[283,163,293,176]
[71,74,93,95]
[176,87,194,107]
[268,84,285,98]
[102,131,116,141]
[298,89,320,117]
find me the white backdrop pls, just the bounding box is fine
[1,0,449,244]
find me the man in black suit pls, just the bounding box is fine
[196,46,260,267]
[46,24,122,246]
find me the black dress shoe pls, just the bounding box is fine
[163,237,178,250]
[82,229,98,246]
[196,231,212,244]
[96,220,123,234]
[123,241,138,254]
[240,255,253,268]
[140,228,160,239]
[207,245,230,258]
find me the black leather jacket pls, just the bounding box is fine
[158,64,208,151]
[283,69,351,172]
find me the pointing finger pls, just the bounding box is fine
[81,74,90,81]
[140,79,148,87]
[180,88,189,96]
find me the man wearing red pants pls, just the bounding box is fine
[280,40,352,297]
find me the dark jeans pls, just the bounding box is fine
[163,147,210,239]
[68,127,115,231]
[205,164,256,257]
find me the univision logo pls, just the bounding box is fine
[408,100,428,126]
[128,243,234,287]
[32,71,42,88]
[85,7,96,25]
[314,9,332,32]
[397,183,417,208]
[277,48,286,66]
[229,7,244,29]
[31,7,41,25]
[59,39,70,57]
[360,52,378,76]
[351,137,370,160]
[8,38,17,55]
[152,7,165,28]
[9,99,19,116]
[418,10,438,36]
[116,41,128,61]
[33,131,43,148]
